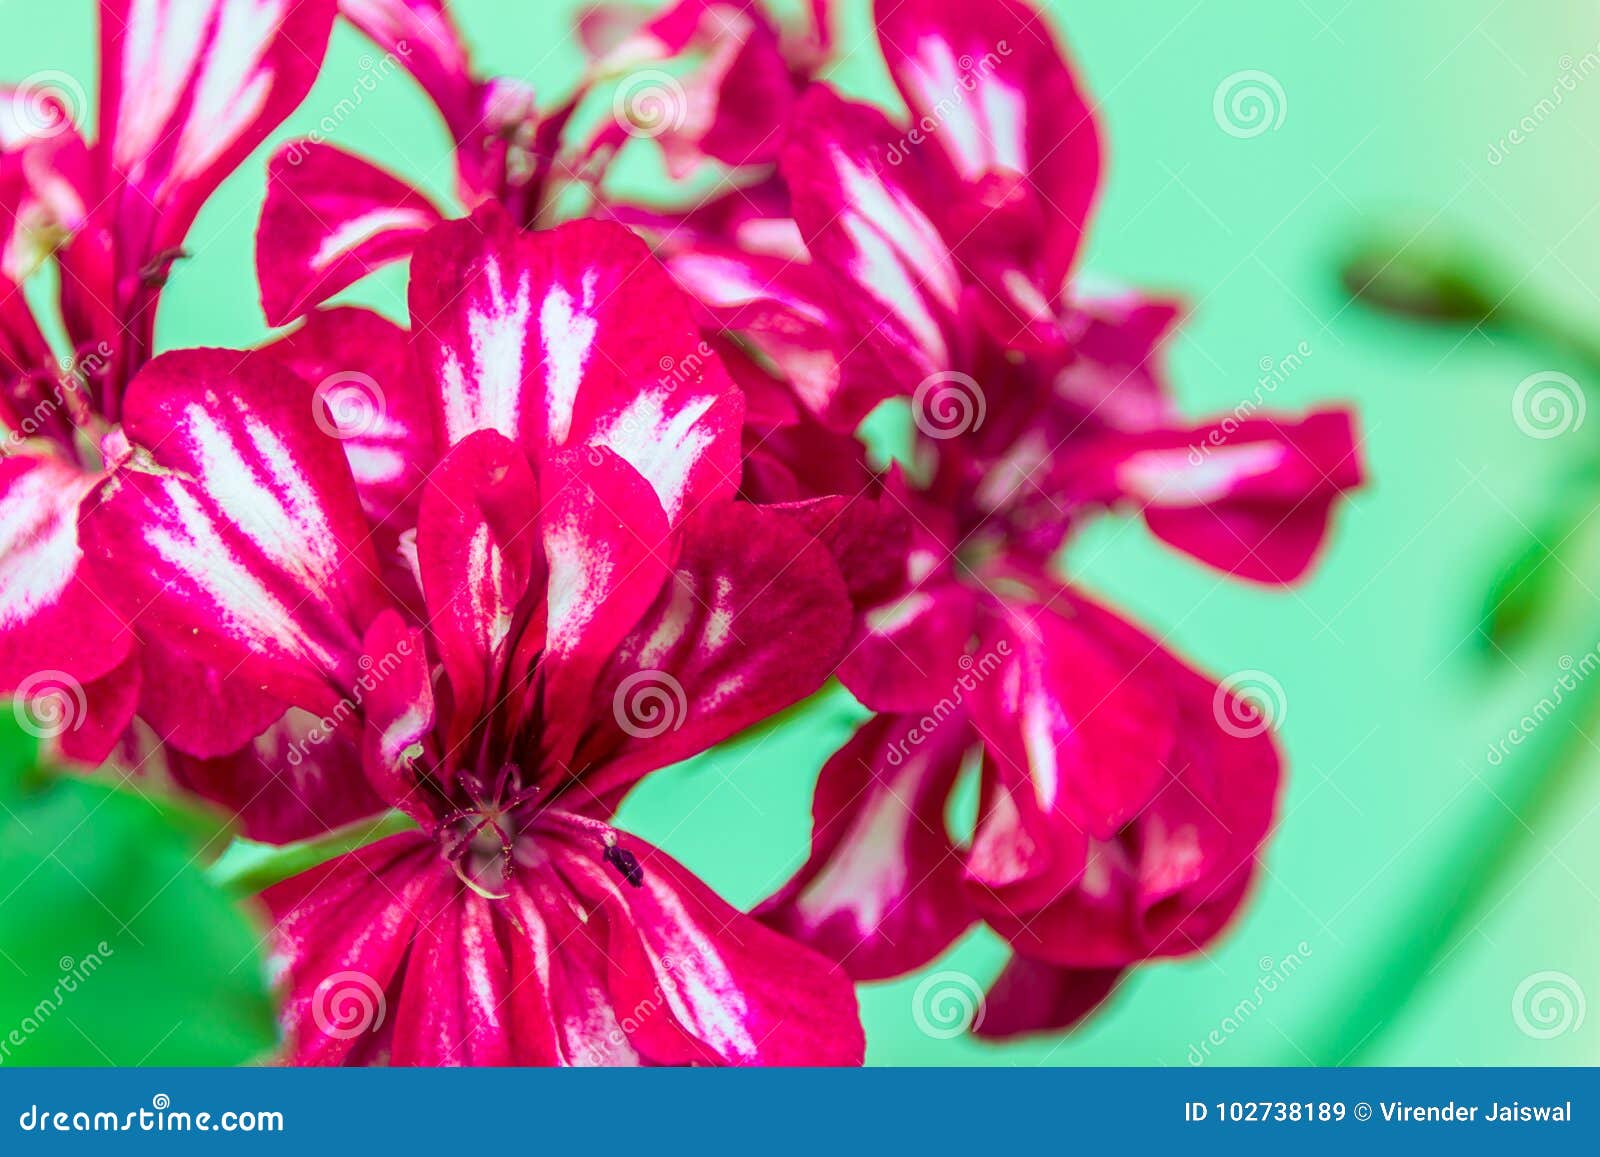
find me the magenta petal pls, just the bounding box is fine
[536,445,674,769]
[78,349,387,713]
[257,143,443,326]
[338,1,479,140]
[0,454,131,691]
[759,712,977,980]
[99,0,337,257]
[784,85,962,382]
[266,306,439,541]
[839,578,977,713]
[357,610,434,819]
[53,651,141,766]
[874,0,1101,345]
[266,833,447,1065]
[410,211,744,525]
[974,958,1125,1038]
[137,644,287,758]
[574,500,853,803]
[389,887,514,1066]
[167,707,386,845]
[983,591,1280,969]
[547,815,866,1065]
[417,431,542,734]
[1073,409,1364,583]
[968,594,1176,840]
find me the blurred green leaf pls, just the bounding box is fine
[1476,473,1600,660]
[1341,229,1508,326]
[0,759,277,1066]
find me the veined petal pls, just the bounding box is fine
[1066,409,1364,583]
[759,711,976,980]
[78,348,388,713]
[574,500,852,803]
[266,306,439,542]
[337,0,478,137]
[536,445,674,771]
[0,454,132,690]
[257,143,443,326]
[167,704,387,844]
[409,211,744,524]
[100,0,338,257]
[784,85,962,380]
[875,0,1101,346]
[545,814,866,1065]
[416,431,541,737]
[967,592,1176,841]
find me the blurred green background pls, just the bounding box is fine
[5,0,1600,1065]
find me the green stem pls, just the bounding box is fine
[1296,682,1600,1064]
[208,809,418,897]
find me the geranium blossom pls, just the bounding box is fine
[79,210,865,1064]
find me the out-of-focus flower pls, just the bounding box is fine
[748,0,1365,1035]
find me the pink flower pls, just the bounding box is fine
[80,210,865,1064]
[0,0,339,762]
[744,0,1364,1034]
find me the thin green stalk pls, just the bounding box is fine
[208,809,418,897]
[1296,683,1600,1065]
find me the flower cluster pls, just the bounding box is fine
[0,0,1362,1064]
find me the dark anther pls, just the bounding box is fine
[604,843,644,888]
